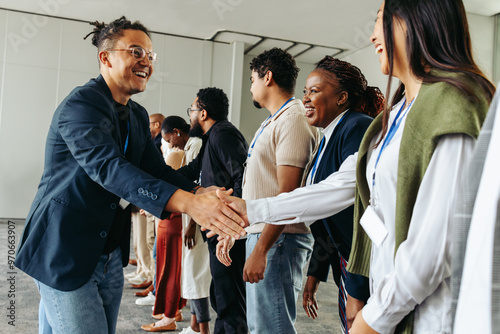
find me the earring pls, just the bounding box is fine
[177,133,180,137]
[337,102,341,106]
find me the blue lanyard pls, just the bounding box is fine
[372,98,415,187]
[124,121,130,155]
[247,97,295,158]
[309,111,350,182]
[310,137,325,180]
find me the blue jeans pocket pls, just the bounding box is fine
[292,247,310,289]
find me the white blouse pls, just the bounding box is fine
[362,98,474,333]
[306,110,348,186]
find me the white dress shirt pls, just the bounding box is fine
[247,111,355,226]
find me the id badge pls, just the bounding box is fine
[119,198,130,210]
[360,205,388,247]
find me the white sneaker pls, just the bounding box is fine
[136,292,155,306]
[124,271,137,279]
[128,275,145,284]
[179,327,199,334]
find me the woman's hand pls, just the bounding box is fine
[302,276,320,319]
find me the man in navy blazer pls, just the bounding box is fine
[15,17,244,334]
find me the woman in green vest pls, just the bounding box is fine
[348,0,495,333]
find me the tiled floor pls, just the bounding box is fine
[0,219,341,333]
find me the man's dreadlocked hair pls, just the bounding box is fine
[84,16,150,53]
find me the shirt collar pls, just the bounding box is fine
[322,109,349,143]
[272,98,296,120]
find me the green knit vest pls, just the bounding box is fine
[346,73,489,333]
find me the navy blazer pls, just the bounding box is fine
[15,75,196,291]
[306,111,372,301]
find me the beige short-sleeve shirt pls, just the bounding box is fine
[243,99,318,234]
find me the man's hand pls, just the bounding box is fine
[205,189,250,238]
[184,218,197,250]
[166,189,246,240]
[303,276,320,319]
[215,237,235,267]
[216,189,249,225]
[196,186,225,194]
[243,249,267,283]
[346,292,365,330]
[349,309,379,334]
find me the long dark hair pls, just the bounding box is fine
[381,0,495,140]
[315,56,385,118]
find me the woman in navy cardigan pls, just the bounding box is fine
[301,56,384,333]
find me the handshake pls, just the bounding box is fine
[185,187,249,240]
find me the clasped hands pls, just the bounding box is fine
[191,187,249,240]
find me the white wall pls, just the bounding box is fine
[467,12,495,80]
[0,8,496,219]
[0,9,234,219]
[340,11,496,105]
[495,15,500,84]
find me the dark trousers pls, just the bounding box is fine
[208,237,248,334]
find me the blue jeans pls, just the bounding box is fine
[246,233,313,334]
[35,247,124,334]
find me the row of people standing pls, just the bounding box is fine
[128,112,215,333]
[149,46,380,334]
[16,0,498,332]
[214,50,382,334]
[133,0,498,329]
[217,0,496,333]
[140,48,352,334]
[136,86,249,333]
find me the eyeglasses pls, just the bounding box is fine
[106,46,157,63]
[187,107,202,116]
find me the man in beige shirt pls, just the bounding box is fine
[218,48,317,334]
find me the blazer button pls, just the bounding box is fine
[100,231,107,238]
[147,192,153,198]
[110,203,117,209]
[152,194,158,200]
[138,188,144,194]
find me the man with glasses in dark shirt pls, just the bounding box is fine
[179,87,249,334]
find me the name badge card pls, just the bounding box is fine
[360,205,388,247]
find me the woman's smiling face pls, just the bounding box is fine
[303,70,346,129]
